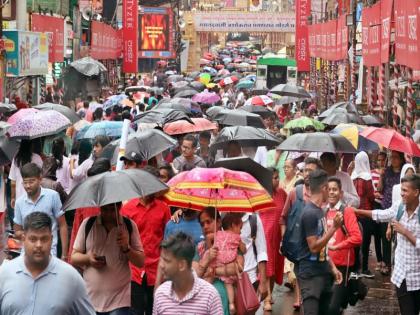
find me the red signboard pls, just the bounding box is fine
[295,0,311,71]
[308,24,316,58]
[123,0,138,73]
[395,0,420,70]
[91,21,122,60]
[31,14,65,63]
[362,3,381,66]
[326,20,337,61]
[380,0,393,63]
[337,14,348,60]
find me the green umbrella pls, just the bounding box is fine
[284,117,325,130]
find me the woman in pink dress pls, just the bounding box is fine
[259,167,287,311]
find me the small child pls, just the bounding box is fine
[204,213,246,315]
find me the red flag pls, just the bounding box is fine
[122,0,138,73]
[295,0,311,71]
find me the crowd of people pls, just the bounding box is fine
[0,55,419,315]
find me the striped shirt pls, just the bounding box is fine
[153,272,223,315]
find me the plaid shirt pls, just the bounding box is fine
[372,203,420,291]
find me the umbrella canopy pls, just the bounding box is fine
[0,103,17,113]
[241,105,275,119]
[318,101,358,119]
[101,129,177,164]
[331,124,379,151]
[361,114,384,126]
[208,108,265,128]
[270,84,311,98]
[0,122,11,137]
[171,81,189,89]
[277,132,357,153]
[219,76,239,87]
[192,90,221,104]
[63,169,168,210]
[203,66,217,76]
[210,126,282,151]
[173,89,199,98]
[9,110,71,140]
[244,95,274,106]
[285,117,325,130]
[103,94,127,110]
[167,74,185,83]
[320,108,364,125]
[360,127,420,156]
[189,81,206,92]
[272,95,300,105]
[134,108,193,126]
[213,157,273,194]
[76,121,126,140]
[199,73,211,85]
[235,80,255,90]
[69,57,107,76]
[155,98,201,114]
[164,118,218,135]
[0,136,20,165]
[163,167,275,212]
[73,119,91,131]
[34,103,80,124]
[7,108,39,125]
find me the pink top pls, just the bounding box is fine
[214,230,241,265]
[56,156,72,194]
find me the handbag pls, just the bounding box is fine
[235,272,260,315]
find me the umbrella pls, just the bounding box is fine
[285,117,325,130]
[101,129,177,164]
[360,127,420,156]
[320,108,364,125]
[0,103,17,113]
[171,81,189,89]
[76,121,126,140]
[209,108,265,128]
[219,76,239,87]
[318,101,358,118]
[103,94,128,110]
[246,74,257,82]
[73,119,91,131]
[8,110,71,140]
[361,114,384,126]
[192,90,221,104]
[0,122,10,137]
[69,57,107,77]
[7,108,39,125]
[223,57,233,64]
[272,96,300,105]
[63,169,168,210]
[210,126,282,151]
[203,66,217,76]
[244,95,274,106]
[218,69,231,76]
[277,132,357,153]
[156,98,201,114]
[163,167,275,212]
[241,105,275,119]
[33,103,80,124]
[164,118,218,135]
[213,157,273,194]
[189,81,206,92]
[134,108,193,126]
[149,87,164,95]
[0,136,20,165]
[270,84,311,98]
[173,89,199,98]
[235,80,255,90]
[198,73,211,85]
[331,124,379,152]
[167,74,185,83]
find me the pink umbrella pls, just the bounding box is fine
[199,58,212,65]
[163,118,218,135]
[244,95,274,107]
[7,108,39,125]
[218,69,231,76]
[192,90,221,104]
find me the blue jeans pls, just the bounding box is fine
[97,307,130,315]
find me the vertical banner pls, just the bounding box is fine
[327,20,337,61]
[123,0,138,73]
[295,0,311,71]
[380,0,393,63]
[362,4,381,67]
[308,24,316,58]
[337,14,348,60]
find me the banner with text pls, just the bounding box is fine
[91,21,121,60]
[295,0,310,71]
[362,2,381,66]
[31,14,64,63]
[122,0,138,73]
[380,0,393,63]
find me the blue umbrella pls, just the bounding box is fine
[103,94,128,110]
[203,66,217,76]
[223,57,232,64]
[246,74,257,82]
[76,121,129,140]
[235,80,255,90]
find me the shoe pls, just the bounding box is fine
[361,270,375,278]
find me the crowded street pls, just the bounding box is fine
[0,0,419,315]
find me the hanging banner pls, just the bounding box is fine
[320,23,327,60]
[362,3,381,66]
[295,0,311,71]
[31,14,65,63]
[337,14,348,60]
[308,24,316,58]
[122,0,138,73]
[380,0,393,63]
[326,20,337,61]
[395,0,419,70]
[91,21,122,60]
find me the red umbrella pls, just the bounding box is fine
[203,52,214,60]
[219,76,239,87]
[360,127,420,156]
[163,118,218,135]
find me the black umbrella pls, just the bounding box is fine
[167,74,185,83]
[173,89,199,98]
[213,157,273,195]
[188,71,201,79]
[210,126,282,151]
[277,132,357,153]
[69,57,107,77]
[320,108,363,125]
[206,106,224,119]
[361,114,384,126]
[189,81,206,92]
[34,102,80,124]
[0,136,20,166]
[209,108,265,128]
[0,103,17,113]
[0,122,11,137]
[149,87,164,95]
[155,98,201,114]
[134,108,193,126]
[101,129,177,165]
[318,101,358,118]
[241,105,275,119]
[63,168,168,210]
[270,84,311,99]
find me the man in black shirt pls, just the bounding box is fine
[297,169,344,315]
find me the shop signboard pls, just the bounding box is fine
[295,0,311,71]
[122,0,138,73]
[91,21,122,60]
[3,31,49,76]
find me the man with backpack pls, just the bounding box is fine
[325,177,362,314]
[71,202,145,315]
[354,174,420,315]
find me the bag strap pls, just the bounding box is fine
[249,214,258,259]
[396,203,405,221]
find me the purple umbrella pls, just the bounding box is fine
[192,90,221,104]
[9,110,71,139]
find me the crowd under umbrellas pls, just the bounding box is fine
[0,46,419,315]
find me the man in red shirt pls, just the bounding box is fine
[121,194,171,315]
[325,177,362,314]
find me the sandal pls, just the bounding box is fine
[263,301,272,311]
[284,282,294,291]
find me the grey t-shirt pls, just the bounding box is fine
[173,155,207,172]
